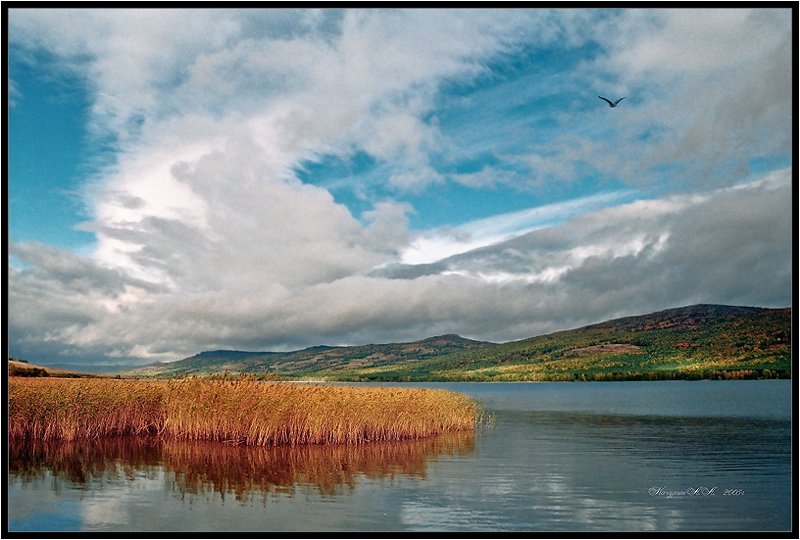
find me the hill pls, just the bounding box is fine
[124,304,791,381]
[379,304,791,381]
[8,359,100,378]
[125,334,488,378]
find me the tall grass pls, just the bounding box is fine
[9,378,164,440]
[9,377,476,445]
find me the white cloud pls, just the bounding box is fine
[9,8,556,287]
[8,78,22,107]
[376,169,791,337]
[400,190,635,265]
[7,9,793,365]
[594,8,792,186]
[9,170,791,363]
[607,9,785,78]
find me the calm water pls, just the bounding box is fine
[7,380,792,533]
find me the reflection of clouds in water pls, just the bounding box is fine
[569,502,687,532]
[82,495,129,527]
[400,500,501,532]
[8,383,791,532]
[8,466,168,532]
[535,471,569,495]
[8,472,84,531]
[481,477,514,496]
[79,470,167,529]
[400,471,688,532]
[396,424,701,532]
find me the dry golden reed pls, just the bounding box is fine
[9,377,476,446]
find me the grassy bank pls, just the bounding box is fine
[8,377,476,445]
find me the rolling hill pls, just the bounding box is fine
[123,304,792,381]
[8,359,100,378]
[125,334,488,378]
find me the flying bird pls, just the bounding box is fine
[598,96,626,108]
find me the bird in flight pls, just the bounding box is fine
[598,96,626,108]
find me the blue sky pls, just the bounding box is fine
[7,8,793,367]
[9,48,95,248]
[10,21,635,243]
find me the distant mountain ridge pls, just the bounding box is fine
[124,304,791,381]
[127,333,488,378]
[582,304,781,332]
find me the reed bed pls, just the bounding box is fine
[9,378,164,440]
[9,377,476,446]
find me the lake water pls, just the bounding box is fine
[7,380,793,533]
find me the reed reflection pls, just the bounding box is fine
[9,431,474,502]
[9,437,163,486]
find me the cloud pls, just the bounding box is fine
[9,9,541,176]
[435,8,792,195]
[373,170,791,339]
[7,9,792,366]
[8,170,790,364]
[8,242,164,362]
[8,78,22,107]
[592,8,792,186]
[397,190,637,265]
[9,8,566,286]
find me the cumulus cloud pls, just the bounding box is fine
[7,8,792,366]
[8,9,552,285]
[9,170,791,364]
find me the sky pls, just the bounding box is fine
[6,8,794,368]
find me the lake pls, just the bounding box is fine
[7,380,792,533]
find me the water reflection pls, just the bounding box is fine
[8,382,791,532]
[499,409,791,459]
[9,431,475,502]
[459,409,792,532]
